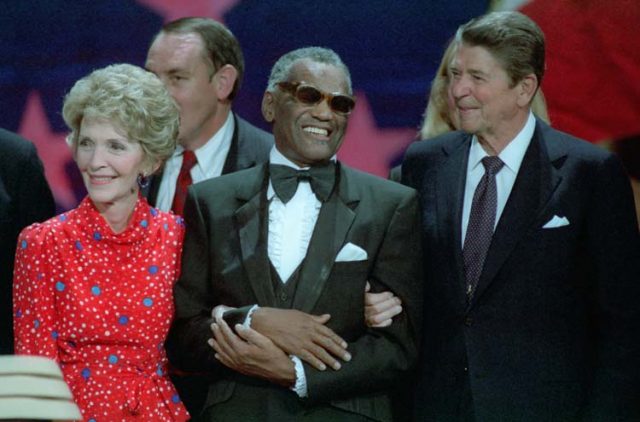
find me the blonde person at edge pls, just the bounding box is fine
[13,64,189,421]
[390,40,551,183]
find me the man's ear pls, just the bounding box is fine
[517,74,538,108]
[213,64,238,101]
[262,92,275,123]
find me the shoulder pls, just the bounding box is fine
[149,206,186,233]
[18,211,71,250]
[340,164,417,202]
[405,130,467,159]
[192,164,265,200]
[0,129,41,174]
[0,129,35,157]
[538,122,613,164]
[234,114,274,148]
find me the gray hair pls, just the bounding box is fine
[62,63,180,172]
[266,47,352,94]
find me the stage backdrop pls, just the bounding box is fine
[1,0,638,211]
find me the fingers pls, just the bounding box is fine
[365,295,403,327]
[234,324,275,349]
[365,290,396,306]
[365,304,402,326]
[310,313,331,324]
[315,323,348,350]
[365,281,371,292]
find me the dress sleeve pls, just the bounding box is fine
[13,224,59,360]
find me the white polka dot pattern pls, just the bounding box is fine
[13,196,189,421]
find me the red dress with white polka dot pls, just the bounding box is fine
[13,196,190,421]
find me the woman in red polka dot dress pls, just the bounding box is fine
[13,64,189,421]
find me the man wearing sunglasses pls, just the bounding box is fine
[169,47,423,421]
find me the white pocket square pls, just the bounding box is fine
[335,242,368,262]
[542,215,570,229]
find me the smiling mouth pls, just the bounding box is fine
[303,126,330,137]
[89,175,116,185]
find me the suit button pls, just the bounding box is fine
[463,367,468,372]
[280,292,288,302]
[464,316,473,326]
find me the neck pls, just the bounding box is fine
[181,103,231,151]
[476,111,529,156]
[93,191,138,234]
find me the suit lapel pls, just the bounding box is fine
[234,165,275,307]
[437,135,472,307]
[471,121,564,304]
[293,165,357,313]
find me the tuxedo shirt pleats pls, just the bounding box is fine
[267,148,322,282]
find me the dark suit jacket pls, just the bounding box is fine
[402,120,640,421]
[147,113,272,415]
[144,113,273,206]
[0,129,55,353]
[168,162,423,421]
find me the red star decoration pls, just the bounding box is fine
[18,91,78,210]
[136,0,241,22]
[338,92,416,178]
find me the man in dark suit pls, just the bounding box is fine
[145,18,273,413]
[169,47,422,421]
[144,17,273,214]
[0,129,55,354]
[403,11,640,421]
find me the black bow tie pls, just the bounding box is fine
[270,162,336,204]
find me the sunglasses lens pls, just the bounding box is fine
[296,86,323,105]
[330,96,355,114]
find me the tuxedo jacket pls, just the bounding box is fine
[0,129,55,353]
[144,114,273,207]
[402,120,640,421]
[168,162,423,421]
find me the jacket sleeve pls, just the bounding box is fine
[165,187,222,374]
[583,153,640,420]
[304,189,424,403]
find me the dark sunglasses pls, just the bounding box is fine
[277,81,356,115]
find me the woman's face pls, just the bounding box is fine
[75,117,146,211]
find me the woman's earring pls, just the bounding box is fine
[137,173,149,189]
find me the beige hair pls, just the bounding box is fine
[62,63,179,173]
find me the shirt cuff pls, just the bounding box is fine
[289,355,308,398]
[242,304,260,328]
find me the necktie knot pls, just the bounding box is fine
[171,150,198,215]
[270,162,336,204]
[481,156,504,176]
[181,150,197,172]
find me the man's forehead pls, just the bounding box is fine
[288,59,349,92]
[147,32,205,66]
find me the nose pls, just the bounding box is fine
[87,145,107,170]
[310,97,333,120]
[450,76,469,100]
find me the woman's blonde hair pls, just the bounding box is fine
[62,63,180,173]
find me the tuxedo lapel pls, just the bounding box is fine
[234,166,275,307]
[293,165,357,313]
[472,122,563,304]
[437,136,471,307]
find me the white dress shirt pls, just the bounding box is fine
[267,147,323,282]
[461,112,536,246]
[155,113,235,211]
